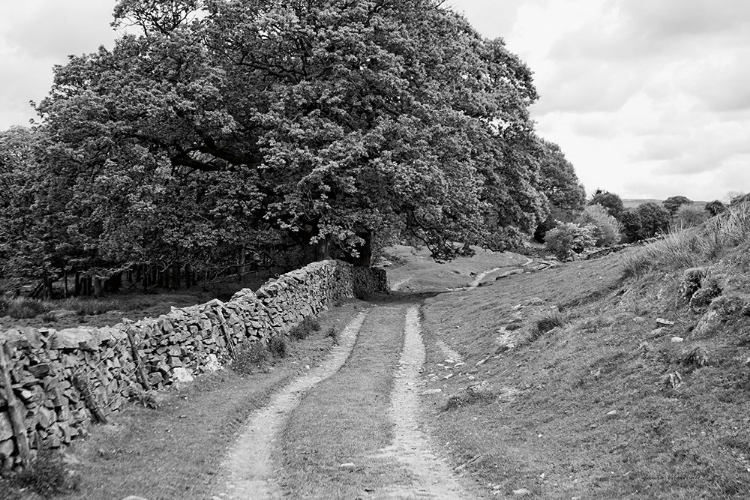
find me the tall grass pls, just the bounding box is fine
[0,297,51,319]
[623,202,750,278]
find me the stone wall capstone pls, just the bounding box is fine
[0,260,386,470]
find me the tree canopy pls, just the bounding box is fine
[662,196,692,216]
[704,200,727,217]
[588,190,624,220]
[1,0,586,292]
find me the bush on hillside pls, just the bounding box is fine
[290,316,321,340]
[0,297,50,319]
[578,204,621,247]
[704,200,727,217]
[635,202,671,238]
[622,201,750,277]
[231,340,270,374]
[662,195,693,216]
[674,204,708,229]
[544,223,596,261]
[588,190,624,220]
[11,449,80,496]
[620,209,644,243]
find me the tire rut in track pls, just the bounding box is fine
[373,305,473,500]
[213,310,368,500]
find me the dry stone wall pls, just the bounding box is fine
[0,260,386,470]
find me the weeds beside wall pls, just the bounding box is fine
[0,260,387,470]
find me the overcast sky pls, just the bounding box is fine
[1,0,748,202]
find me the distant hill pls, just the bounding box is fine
[622,199,708,210]
[621,199,662,209]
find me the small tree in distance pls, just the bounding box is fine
[544,223,596,261]
[588,189,624,220]
[620,209,643,243]
[636,202,671,238]
[662,196,692,217]
[704,200,727,217]
[674,204,707,229]
[578,204,621,247]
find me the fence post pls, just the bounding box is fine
[0,342,32,467]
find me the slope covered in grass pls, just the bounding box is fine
[420,203,750,499]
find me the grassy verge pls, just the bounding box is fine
[0,301,365,500]
[420,218,750,498]
[279,299,412,498]
[0,277,269,330]
[383,244,530,291]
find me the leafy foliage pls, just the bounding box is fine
[578,204,621,247]
[533,139,586,242]
[705,200,727,217]
[544,222,596,260]
[3,0,584,286]
[231,340,271,374]
[620,209,644,243]
[635,202,671,238]
[588,190,624,220]
[674,204,708,229]
[11,449,80,496]
[663,196,693,216]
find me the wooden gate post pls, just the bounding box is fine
[0,342,31,467]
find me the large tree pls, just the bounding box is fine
[34,0,552,267]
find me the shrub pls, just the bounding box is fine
[326,327,339,345]
[231,340,270,374]
[635,202,671,238]
[544,222,596,260]
[59,298,115,316]
[663,195,693,216]
[578,204,621,247]
[620,209,644,243]
[12,449,80,496]
[444,385,496,410]
[2,298,49,319]
[674,204,708,229]
[269,335,289,358]
[290,316,321,340]
[705,200,727,217]
[622,203,750,279]
[588,190,624,219]
[527,310,568,343]
[40,312,57,323]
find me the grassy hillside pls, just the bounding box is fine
[421,203,750,498]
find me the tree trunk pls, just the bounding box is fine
[75,271,81,297]
[351,230,373,267]
[238,245,246,282]
[185,264,192,288]
[300,225,331,264]
[172,263,180,289]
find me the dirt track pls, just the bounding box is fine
[214,297,481,499]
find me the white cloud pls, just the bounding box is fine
[449,0,750,201]
[0,0,117,129]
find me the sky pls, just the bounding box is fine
[1,0,749,202]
